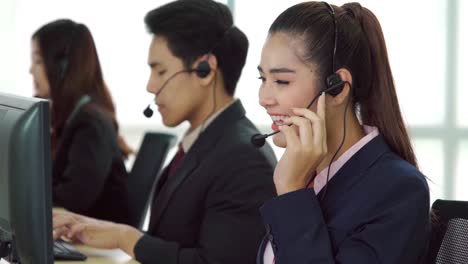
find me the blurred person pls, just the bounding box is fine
[30,19,132,224]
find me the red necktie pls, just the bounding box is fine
[168,147,185,177]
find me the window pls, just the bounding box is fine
[457,0,468,127]
[413,139,444,201]
[456,141,468,200]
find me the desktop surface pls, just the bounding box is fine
[55,245,139,264]
[1,245,139,264]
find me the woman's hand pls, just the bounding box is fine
[274,93,327,195]
[53,210,91,241]
[52,210,143,258]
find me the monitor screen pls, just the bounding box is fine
[0,92,53,264]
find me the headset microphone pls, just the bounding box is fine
[143,25,234,118]
[253,2,349,202]
[251,0,346,148]
[143,60,211,118]
[143,103,154,118]
[250,79,345,148]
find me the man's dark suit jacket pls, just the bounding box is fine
[53,103,130,224]
[134,100,277,264]
[258,135,431,264]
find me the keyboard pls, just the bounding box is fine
[53,240,87,261]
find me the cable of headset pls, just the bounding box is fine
[180,26,236,136]
[198,58,218,134]
[144,26,234,119]
[313,81,352,200]
[198,26,237,134]
[315,1,345,200]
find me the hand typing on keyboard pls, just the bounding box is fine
[53,240,87,261]
[53,210,89,241]
[52,209,143,258]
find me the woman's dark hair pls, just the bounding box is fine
[32,19,132,158]
[269,2,417,167]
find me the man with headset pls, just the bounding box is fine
[52,0,277,263]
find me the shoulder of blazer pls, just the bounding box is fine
[65,104,116,135]
[367,151,429,194]
[317,135,428,208]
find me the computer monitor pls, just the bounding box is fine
[0,92,53,264]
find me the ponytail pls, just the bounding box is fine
[343,3,418,167]
[269,2,418,167]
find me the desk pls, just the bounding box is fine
[0,245,139,264]
[55,245,139,264]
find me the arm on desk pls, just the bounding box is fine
[53,210,143,258]
[134,156,274,264]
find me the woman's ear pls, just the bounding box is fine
[336,68,352,86]
[328,68,353,106]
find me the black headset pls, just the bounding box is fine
[192,60,211,78]
[323,2,345,97]
[143,52,211,118]
[58,24,78,80]
[251,2,347,148]
[144,26,234,118]
[311,2,352,199]
[252,2,352,199]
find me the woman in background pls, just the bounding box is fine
[30,19,131,224]
[257,2,430,263]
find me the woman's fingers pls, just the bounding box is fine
[283,115,313,147]
[68,223,87,240]
[317,93,326,122]
[53,213,75,230]
[291,108,325,150]
[317,93,327,151]
[53,226,69,240]
[279,124,300,149]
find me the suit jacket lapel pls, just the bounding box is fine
[147,166,169,232]
[149,100,247,230]
[317,135,391,214]
[149,151,200,228]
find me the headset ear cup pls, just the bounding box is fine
[326,73,345,96]
[195,60,211,78]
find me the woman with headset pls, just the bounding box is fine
[256,2,430,263]
[30,19,131,224]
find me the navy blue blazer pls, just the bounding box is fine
[258,135,430,264]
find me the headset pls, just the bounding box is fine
[57,23,79,81]
[324,2,345,96]
[143,27,234,118]
[143,61,211,117]
[251,2,347,148]
[316,2,351,198]
[251,2,352,199]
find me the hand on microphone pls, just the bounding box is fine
[273,93,328,195]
